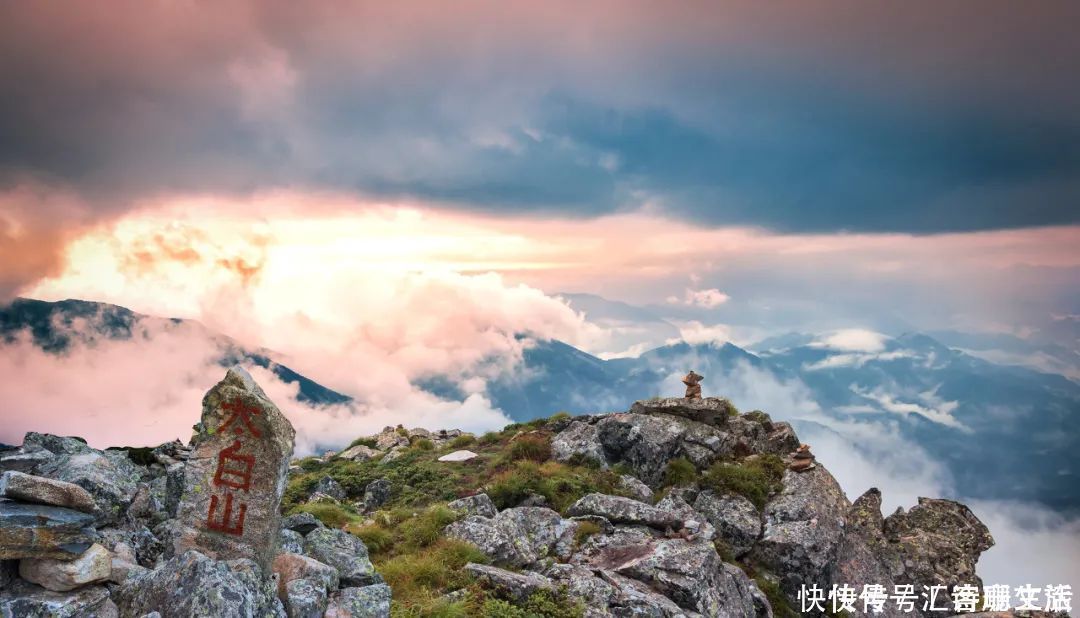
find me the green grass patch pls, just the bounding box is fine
[701,455,785,509]
[448,434,476,449]
[487,461,624,512]
[503,435,552,463]
[288,502,361,528]
[754,576,797,618]
[662,457,697,488]
[573,520,602,548]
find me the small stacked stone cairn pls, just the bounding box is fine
[681,370,704,400]
[789,443,817,472]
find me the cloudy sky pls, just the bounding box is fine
[1,1,1079,589]
[2,0,1078,421]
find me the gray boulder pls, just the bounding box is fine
[0,580,112,618]
[751,465,849,605]
[0,446,53,474]
[113,550,285,617]
[303,528,381,587]
[336,444,380,462]
[445,507,577,567]
[282,512,323,535]
[0,471,97,513]
[551,421,607,467]
[447,493,498,519]
[272,552,340,598]
[35,449,140,523]
[324,584,392,618]
[0,500,96,560]
[629,397,736,426]
[280,528,305,555]
[314,476,346,501]
[617,475,654,504]
[21,433,94,456]
[282,578,327,618]
[567,493,684,530]
[465,563,554,602]
[362,479,391,511]
[693,490,761,557]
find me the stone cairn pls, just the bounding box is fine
[681,370,703,400]
[789,443,817,472]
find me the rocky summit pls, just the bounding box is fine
[0,385,1058,618]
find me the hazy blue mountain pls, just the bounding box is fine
[0,298,351,406]
[5,298,1077,511]
[478,332,1080,512]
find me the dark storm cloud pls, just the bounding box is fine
[1,0,1078,232]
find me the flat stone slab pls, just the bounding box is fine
[629,397,736,426]
[438,450,478,462]
[0,500,96,560]
[20,542,111,592]
[0,471,97,513]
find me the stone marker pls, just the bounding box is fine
[0,500,96,560]
[681,370,703,399]
[0,470,97,513]
[174,367,296,571]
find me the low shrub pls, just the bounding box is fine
[663,457,697,487]
[379,539,489,615]
[548,411,571,422]
[754,576,798,618]
[503,435,552,463]
[349,436,378,449]
[573,520,602,547]
[413,438,436,451]
[701,455,785,509]
[478,431,501,446]
[474,590,584,618]
[448,434,476,449]
[487,461,623,512]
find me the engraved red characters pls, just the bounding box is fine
[206,399,261,536]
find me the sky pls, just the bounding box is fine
[0,0,1078,590]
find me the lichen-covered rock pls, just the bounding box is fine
[324,584,392,618]
[314,476,346,501]
[282,512,323,535]
[374,429,408,451]
[19,542,111,592]
[21,433,94,456]
[465,563,555,602]
[693,490,761,557]
[567,493,684,530]
[882,498,994,618]
[833,488,906,618]
[594,413,728,486]
[0,580,112,618]
[617,474,654,504]
[272,552,340,598]
[751,465,849,606]
[336,444,380,462]
[447,493,498,519]
[35,448,140,523]
[629,397,736,427]
[551,421,607,467]
[612,535,763,617]
[0,445,53,474]
[282,578,327,618]
[444,515,524,567]
[303,528,381,587]
[0,471,97,513]
[280,528,305,554]
[113,550,285,618]
[0,500,96,560]
[362,479,391,510]
[174,367,296,571]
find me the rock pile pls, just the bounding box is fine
[0,367,390,618]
